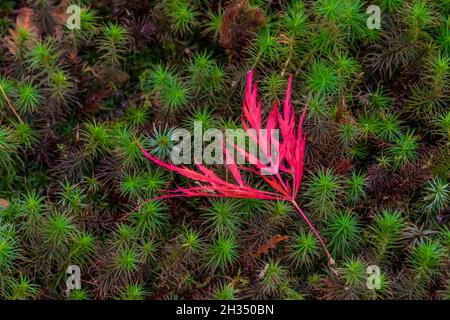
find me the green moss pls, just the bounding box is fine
[0,0,448,300]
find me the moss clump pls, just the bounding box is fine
[0,0,448,300]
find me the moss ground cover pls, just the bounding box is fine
[0,0,448,300]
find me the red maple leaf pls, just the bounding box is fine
[136,71,334,264]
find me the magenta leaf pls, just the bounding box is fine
[136,70,334,264]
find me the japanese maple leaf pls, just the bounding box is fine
[136,71,334,264]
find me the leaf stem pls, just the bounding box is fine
[291,199,334,265]
[0,83,23,123]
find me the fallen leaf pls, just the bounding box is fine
[252,234,289,258]
[0,198,9,209]
[137,70,334,263]
[15,7,36,31]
